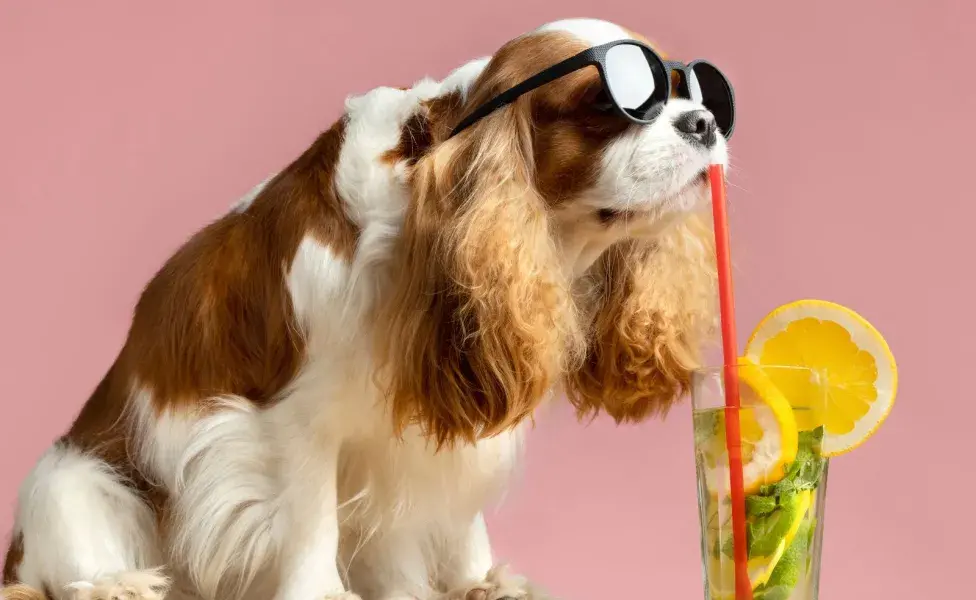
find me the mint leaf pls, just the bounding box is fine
[762,519,813,591]
[747,491,800,557]
[759,427,827,497]
[746,495,778,517]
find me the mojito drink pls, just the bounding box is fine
[692,364,828,600]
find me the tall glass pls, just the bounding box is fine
[691,365,829,600]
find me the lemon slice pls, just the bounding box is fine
[700,361,799,496]
[745,299,898,457]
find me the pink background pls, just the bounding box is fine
[1,2,971,598]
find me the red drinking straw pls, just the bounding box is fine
[709,164,752,600]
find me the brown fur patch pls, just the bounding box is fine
[567,215,717,420]
[1,534,23,585]
[450,32,633,205]
[49,115,360,552]
[383,91,464,166]
[532,107,630,204]
[568,242,692,420]
[124,117,357,413]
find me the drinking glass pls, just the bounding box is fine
[692,364,829,600]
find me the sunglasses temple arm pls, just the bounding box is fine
[450,55,592,137]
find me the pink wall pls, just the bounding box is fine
[1,2,971,598]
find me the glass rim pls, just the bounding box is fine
[692,363,826,376]
[690,363,829,411]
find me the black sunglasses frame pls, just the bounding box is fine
[449,39,736,140]
[663,59,737,139]
[449,39,672,138]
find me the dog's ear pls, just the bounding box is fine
[567,213,717,422]
[376,103,584,447]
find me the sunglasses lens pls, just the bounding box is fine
[689,62,735,137]
[604,43,664,116]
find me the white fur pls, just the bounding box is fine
[598,98,729,216]
[8,17,725,600]
[538,17,633,46]
[167,398,278,599]
[288,237,351,330]
[14,445,164,597]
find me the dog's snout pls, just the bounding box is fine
[674,110,717,148]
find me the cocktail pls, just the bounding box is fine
[690,301,897,600]
[693,363,828,600]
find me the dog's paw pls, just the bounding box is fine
[439,565,533,600]
[321,593,362,600]
[65,569,170,600]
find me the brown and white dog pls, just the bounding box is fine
[2,18,723,600]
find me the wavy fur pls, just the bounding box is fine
[568,213,718,421]
[378,105,585,447]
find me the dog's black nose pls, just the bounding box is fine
[674,110,717,148]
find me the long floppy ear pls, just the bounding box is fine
[567,213,717,422]
[377,106,584,447]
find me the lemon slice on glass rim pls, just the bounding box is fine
[744,299,898,456]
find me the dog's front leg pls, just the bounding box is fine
[435,513,494,593]
[273,438,356,600]
[434,513,533,600]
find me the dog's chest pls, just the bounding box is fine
[336,425,525,531]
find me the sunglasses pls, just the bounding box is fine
[450,39,736,140]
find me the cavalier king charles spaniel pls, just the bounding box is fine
[2,17,724,600]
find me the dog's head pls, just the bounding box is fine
[379,18,723,446]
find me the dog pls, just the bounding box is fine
[2,17,724,600]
